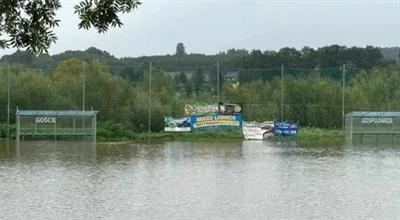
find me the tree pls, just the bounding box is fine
[53,59,129,120]
[176,42,186,56]
[226,48,249,56]
[0,0,141,54]
[174,72,193,96]
[300,46,317,67]
[175,72,188,86]
[1,50,35,65]
[193,67,204,95]
[277,47,301,67]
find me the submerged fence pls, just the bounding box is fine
[1,61,399,139]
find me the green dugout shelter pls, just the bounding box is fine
[16,110,98,141]
[345,111,400,145]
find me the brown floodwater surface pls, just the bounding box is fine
[0,140,399,219]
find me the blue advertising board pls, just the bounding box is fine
[273,121,299,136]
[190,113,242,130]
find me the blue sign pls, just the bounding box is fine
[191,113,242,130]
[273,121,299,136]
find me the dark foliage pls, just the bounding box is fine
[0,45,385,80]
[0,0,141,54]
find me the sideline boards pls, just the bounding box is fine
[164,116,191,132]
[190,113,242,130]
[164,102,242,132]
[164,113,242,132]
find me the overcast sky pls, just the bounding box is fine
[1,0,399,57]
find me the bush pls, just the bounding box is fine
[0,124,16,139]
[97,121,136,140]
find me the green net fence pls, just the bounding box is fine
[1,61,400,138]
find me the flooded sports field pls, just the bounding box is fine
[0,140,400,219]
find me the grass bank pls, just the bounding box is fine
[1,122,344,144]
[271,127,344,145]
[96,122,244,142]
[97,123,344,144]
[97,131,244,142]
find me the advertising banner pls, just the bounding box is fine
[273,121,299,136]
[219,103,242,115]
[190,113,242,130]
[164,116,191,132]
[242,121,274,140]
[184,104,219,116]
[184,102,242,116]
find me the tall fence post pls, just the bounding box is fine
[148,62,152,140]
[16,107,19,143]
[82,62,86,111]
[342,64,346,133]
[92,107,96,142]
[217,62,220,102]
[81,62,86,131]
[281,65,284,121]
[7,64,10,141]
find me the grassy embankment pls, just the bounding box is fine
[270,127,344,145]
[0,123,344,144]
[97,122,345,144]
[98,127,343,144]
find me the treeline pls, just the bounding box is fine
[0,45,389,81]
[380,47,399,60]
[0,58,399,135]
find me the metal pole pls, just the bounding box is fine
[280,65,284,121]
[148,62,152,140]
[82,63,86,111]
[82,63,86,133]
[16,110,20,143]
[73,117,76,134]
[7,64,10,140]
[93,107,96,142]
[54,117,57,141]
[342,64,346,133]
[217,62,220,102]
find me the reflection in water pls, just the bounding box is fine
[0,140,400,219]
[10,141,97,164]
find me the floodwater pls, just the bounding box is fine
[0,140,400,220]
